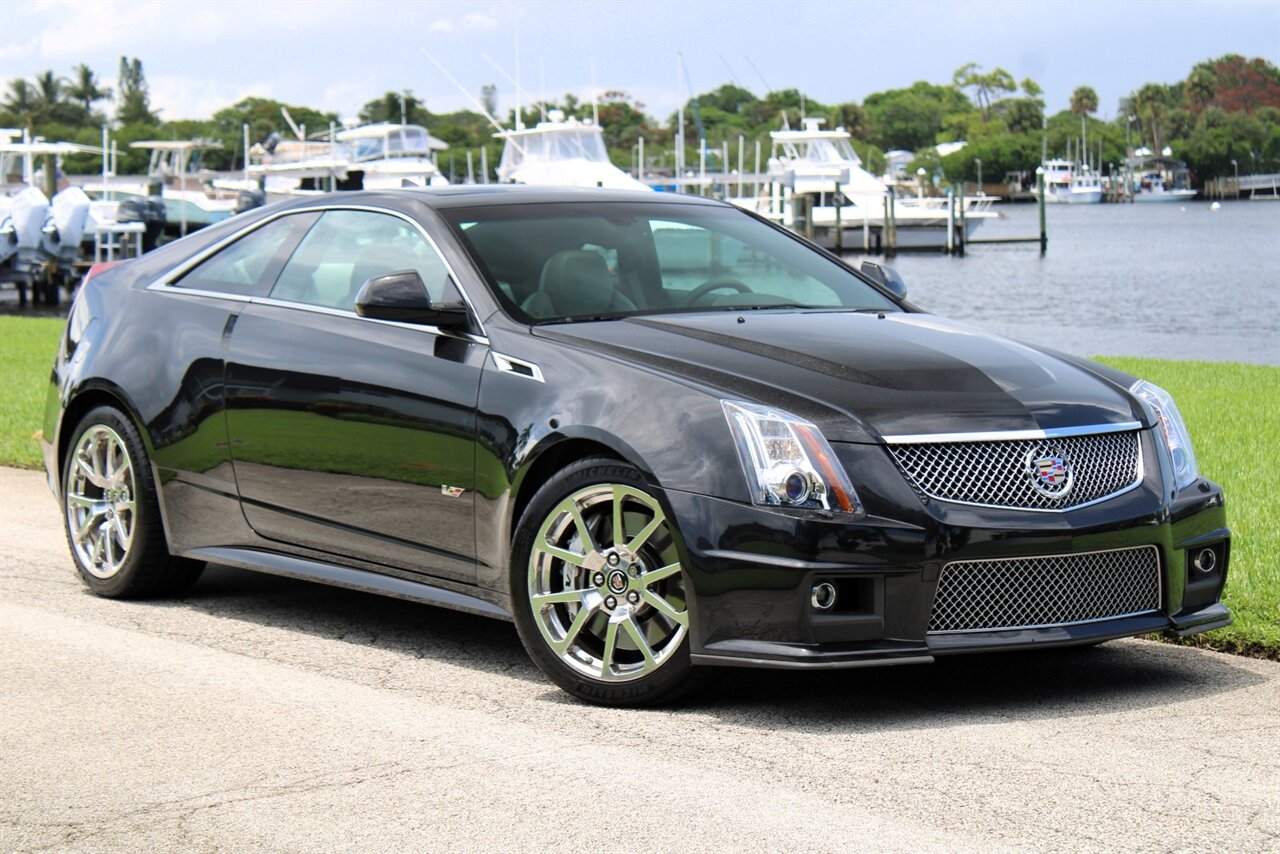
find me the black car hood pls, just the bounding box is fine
[537,311,1146,443]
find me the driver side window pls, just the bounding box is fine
[269,210,451,311]
[649,219,839,307]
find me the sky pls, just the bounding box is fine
[2,0,1278,126]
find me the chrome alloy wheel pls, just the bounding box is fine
[66,424,137,579]
[528,484,689,682]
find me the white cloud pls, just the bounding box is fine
[147,74,276,121]
[430,18,456,32]
[461,11,498,29]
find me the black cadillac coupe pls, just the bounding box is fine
[41,187,1231,705]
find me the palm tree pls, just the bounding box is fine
[33,70,64,116]
[1133,84,1169,156]
[1069,86,1099,166]
[1185,66,1217,110]
[2,78,39,128]
[66,63,111,117]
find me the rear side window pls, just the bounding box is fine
[268,210,451,311]
[173,213,317,297]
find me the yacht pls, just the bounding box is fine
[1128,156,1197,203]
[495,111,649,190]
[1040,158,1102,204]
[732,118,996,249]
[334,122,449,189]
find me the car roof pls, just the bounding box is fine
[258,185,730,215]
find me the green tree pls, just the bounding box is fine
[480,84,498,119]
[1185,65,1217,110]
[66,63,111,119]
[952,62,1016,120]
[864,81,973,150]
[116,56,159,125]
[828,101,869,138]
[1132,83,1171,153]
[2,78,40,128]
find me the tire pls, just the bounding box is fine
[61,405,204,598]
[510,457,710,707]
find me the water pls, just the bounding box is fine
[873,201,1280,365]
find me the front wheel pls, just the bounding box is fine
[511,458,706,706]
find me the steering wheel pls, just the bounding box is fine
[684,278,753,306]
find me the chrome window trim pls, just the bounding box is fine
[250,296,490,344]
[491,352,545,382]
[144,203,487,338]
[881,421,1144,445]
[927,544,1162,635]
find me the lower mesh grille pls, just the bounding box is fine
[929,546,1161,633]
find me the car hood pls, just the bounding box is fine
[536,311,1146,443]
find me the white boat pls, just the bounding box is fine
[83,140,239,233]
[731,118,996,249]
[334,122,449,190]
[243,122,449,198]
[1041,158,1102,204]
[495,111,649,190]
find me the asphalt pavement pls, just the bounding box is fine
[2,466,1277,852]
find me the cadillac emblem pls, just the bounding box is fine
[1026,449,1074,498]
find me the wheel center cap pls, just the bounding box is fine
[606,570,628,594]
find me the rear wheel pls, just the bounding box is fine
[62,405,203,598]
[511,458,707,706]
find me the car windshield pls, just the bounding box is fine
[445,202,898,323]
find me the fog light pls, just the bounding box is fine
[811,582,837,610]
[1193,548,1218,574]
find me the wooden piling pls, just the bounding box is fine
[946,188,955,255]
[1037,168,1047,254]
[833,182,843,253]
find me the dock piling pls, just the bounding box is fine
[1036,167,1047,254]
[833,182,842,253]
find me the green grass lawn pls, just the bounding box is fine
[1,315,1274,657]
[1099,357,1279,659]
[0,316,62,469]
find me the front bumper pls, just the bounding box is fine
[668,437,1230,670]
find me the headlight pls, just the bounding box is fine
[722,400,864,516]
[1130,380,1199,491]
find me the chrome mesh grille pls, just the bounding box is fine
[887,430,1142,511]
[928,546,1161,633]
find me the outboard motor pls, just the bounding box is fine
[6,187,51,306]
[0,206,18,271]
[116,197,167,251]
[44,187,91,266]
[234,187,266,214]
[263,131,281,155]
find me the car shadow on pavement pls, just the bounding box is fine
[173,563,546,687]
[176,564,1265,728]
[679,643,1269,732]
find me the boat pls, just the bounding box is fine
[495,110,649,190]
[1128,155,1197,203]
[242,122,450,199]
[1040,158,1102,204]
[730,118,996,250]
[82,140,239,234]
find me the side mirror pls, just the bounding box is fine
[859,260,908,300]
[354,270,469,328]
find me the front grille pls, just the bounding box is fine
[928,546,1161,633]
[887,430,1142,511]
